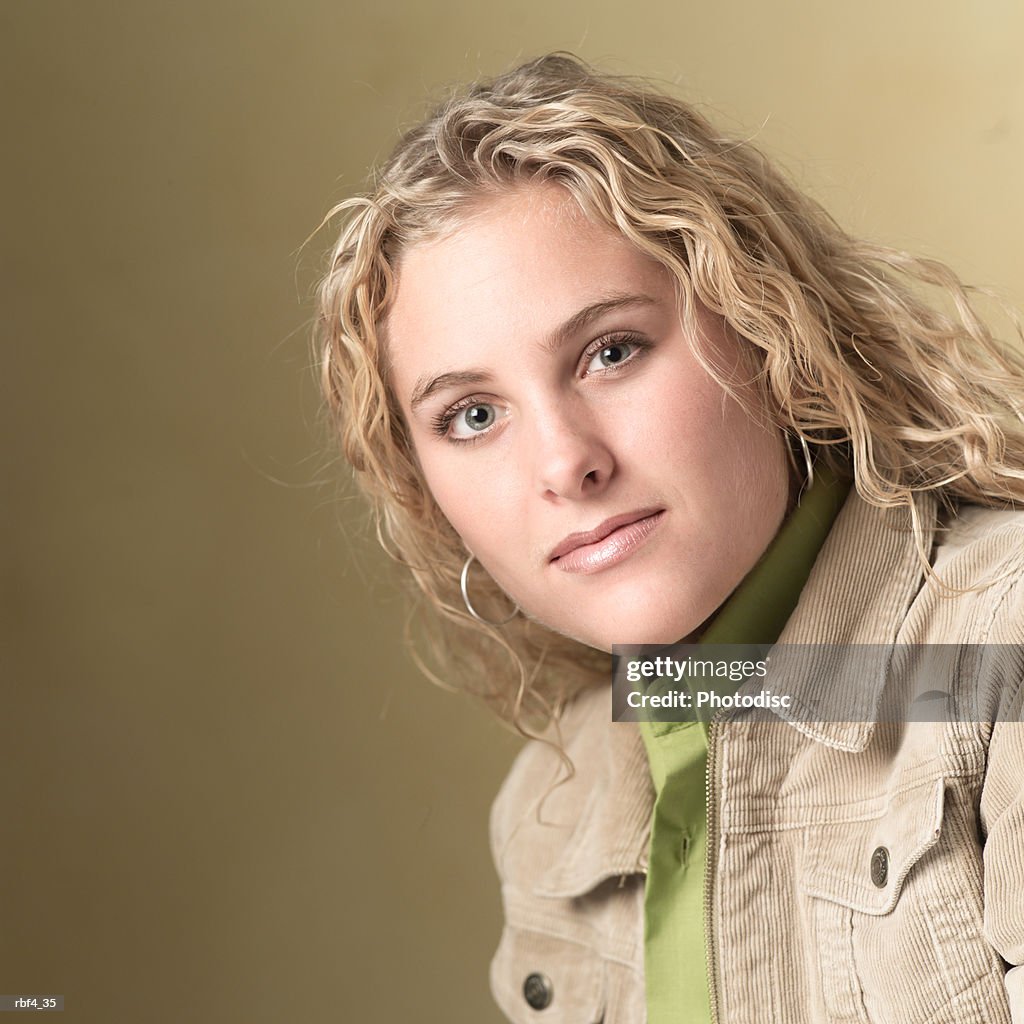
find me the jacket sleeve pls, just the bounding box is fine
[979,565,1024,1023]
[981,716,1024,1022]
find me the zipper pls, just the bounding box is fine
[703,712,725,1024]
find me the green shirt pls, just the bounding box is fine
[639,465,850,1023]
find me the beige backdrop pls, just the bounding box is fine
[4,2,1023,1022]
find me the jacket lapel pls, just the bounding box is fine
[534,685,654,897]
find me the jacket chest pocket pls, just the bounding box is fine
[799,777,1008,1024]
[490,926,608,1024]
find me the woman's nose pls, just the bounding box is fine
[530,403,615,501]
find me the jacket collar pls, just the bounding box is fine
[773,489,937,752]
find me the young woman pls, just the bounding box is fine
[315,53,1024,1023]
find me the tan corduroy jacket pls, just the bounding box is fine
[489,492,1024,1023]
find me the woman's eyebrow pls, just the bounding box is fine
[410,369,492,412]
[409,292,659,412]
[540,293,659,354]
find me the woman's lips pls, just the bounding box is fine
[550,510,665,575]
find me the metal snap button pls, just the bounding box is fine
[523,972,553,1010]
[870,845,889,887]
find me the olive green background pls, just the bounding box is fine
[3,2,1022,1022]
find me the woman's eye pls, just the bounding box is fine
[585,339,637,374]
[450,402,499,439]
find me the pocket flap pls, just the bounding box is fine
[490,925,606,1023]
[800,777,945,915]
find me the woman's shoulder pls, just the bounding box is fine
[930,502,1024,644]
[489,684,616,847]
[934,503,1024,564]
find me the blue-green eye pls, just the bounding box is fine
[450,402,498,438]
[586,340,636,373]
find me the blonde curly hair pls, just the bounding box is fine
[314,52,1024,732]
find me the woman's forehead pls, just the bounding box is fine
[390,185,673,331]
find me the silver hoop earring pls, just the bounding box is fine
[799,434,815,490]
[460,555,520,626]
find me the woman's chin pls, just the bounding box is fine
[558,616,703,654]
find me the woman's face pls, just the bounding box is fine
[386,184,790,651]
